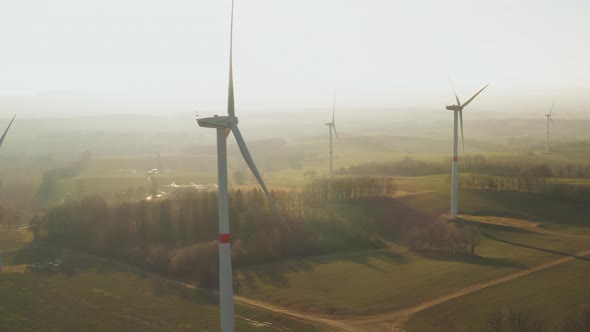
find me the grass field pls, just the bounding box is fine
[0,231,32,251]
[406,258,590,331]
[234,226,589,318]
[392,179,590,233]
[38,137,589,203]
[0,248,329,332]
[6,136,590,332]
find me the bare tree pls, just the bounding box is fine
[484,307,505,332]
[509,310,530,332]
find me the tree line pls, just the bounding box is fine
[472,306,590,332]
[340,155,590,180]
[338,156,447,176]
[459,159,590,202]
[431,305,590,331]
[407,219,481,256]
[459,170,552,193]
[32,176,400,288]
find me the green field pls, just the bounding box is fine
[234,226,589,317]
[32,135,590,205]
[4,130,590,332]
[0,248,329,332]
[38,150,590,330]
[407,258,590,331]
[0,231,32,251]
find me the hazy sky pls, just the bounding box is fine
[0,0,589,115]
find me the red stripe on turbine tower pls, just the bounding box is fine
[453,157,458,161]
[219,233,231,244]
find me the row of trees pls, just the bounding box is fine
[341,154,590,180]
[33,177,402,287]
[475,306,590,332]
[407,219,481,255]
[460,171,552,193]
[551,162,590,178]
[460,171,590,202]
[339,156,447,176]
[303,177,396,204]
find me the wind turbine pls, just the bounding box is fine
[325,94,339,179]
[196,1,282,331]
[545,97,556,153]
[0,114,15,272]
[445,83,488,219]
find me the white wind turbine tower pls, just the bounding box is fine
[445,83,488,219]
[325,95,340,179]
[545,97,556,153]
[196,1,283,331]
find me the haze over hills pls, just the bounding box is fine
[0,104,588,160]
[1,88,590,119]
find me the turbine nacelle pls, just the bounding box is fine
[446,105,462,111]
[197,115,239,129]
[325,122,334,126]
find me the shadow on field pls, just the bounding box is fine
[483,232,590,262]
[235,196,436,291]
[348,195,442,241]
[312,249,409,272]
[465,190,590,227]
[454,217,535,234]
[237,260,312,290]
[151,279,219,305]
[5,246,133,278]
[2,245,222,307]
[413,251,528,269]
[235,249,410,292]
[5,247,62,266]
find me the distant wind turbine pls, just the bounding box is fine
[445,82,488,219]
[325,94,339,179]
[545,97,556,153]
[196,1,283,331]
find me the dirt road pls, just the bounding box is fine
[344,248,590,331]
[63,226,590,332]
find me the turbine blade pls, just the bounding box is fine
[227,0,235,119]
[332,94,336,123]
[230,122,285,223]
[459,110,466,171]
[461,84,489,108]
[448,77,461,105]
[0,115,16,148]
[550,116,555,127]
[225,0,235,137]
[333,124,340,142]
[549,96,556,116]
